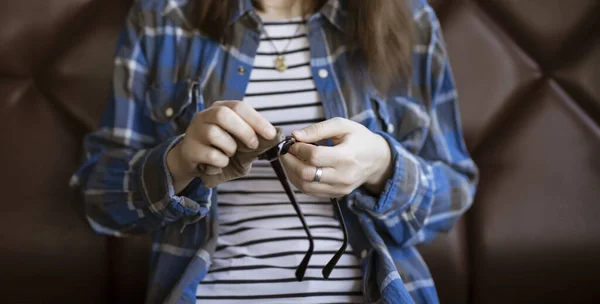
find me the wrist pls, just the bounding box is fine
[363,134,393,194]
[166,143,194,192]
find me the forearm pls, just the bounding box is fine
[77,135,212,236]
[351,133,478,246]
[361,134,394,195]
[166,142,196,194]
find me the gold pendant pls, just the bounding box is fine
[275,56,287,72]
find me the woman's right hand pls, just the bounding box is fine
[166,100,276,193]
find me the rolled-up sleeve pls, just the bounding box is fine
[349,6,478,247]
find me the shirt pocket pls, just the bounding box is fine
[369,94,394,134]
[145,79,201,142]
[371,94,431,149]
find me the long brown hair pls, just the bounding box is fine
[193,0,413,95]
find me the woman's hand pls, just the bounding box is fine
[167,101,276,193]
[282,117,393,198]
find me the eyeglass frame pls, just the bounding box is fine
[258,136,348,281]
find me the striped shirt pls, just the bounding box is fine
[72,0,479,303]
[196,20,362,303]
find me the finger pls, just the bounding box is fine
[200,123,237,157]
[281,155,338,197]
[281,153,338,184]
[180,142,229,168]
[216,100,276,140]
[288,143,341,167]
[299,180,352,198]
[204,106,259,149]
[197,164,223,175]
[292,117,356,143]
[282,155,350,197]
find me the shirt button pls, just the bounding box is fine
[318,69,328,78]
[237,66,246,75]
[164,107,174,118]
[387,123,395,133]
[360,249,368,259]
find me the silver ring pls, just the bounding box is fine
[313,167,323,182]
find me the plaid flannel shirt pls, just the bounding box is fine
[72,0,478,303]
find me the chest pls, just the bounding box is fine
[144,21,401,143]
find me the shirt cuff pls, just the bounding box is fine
[350,131,423,215]
[138,135,211,223]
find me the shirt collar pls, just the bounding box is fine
[162,0,255,30]
[163,0,346,32]
[231,0,255,25]
[319,0,347,32]
[162,0,191,29]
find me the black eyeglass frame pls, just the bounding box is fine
[258,136,348,281]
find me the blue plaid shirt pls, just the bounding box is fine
[72,0,478,303]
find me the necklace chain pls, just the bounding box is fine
[260,20,304,72]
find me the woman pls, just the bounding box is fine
[74,0,478,303]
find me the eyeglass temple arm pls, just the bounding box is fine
[268,158,314,281]
[260,136,348,280]
[322,197,348,279]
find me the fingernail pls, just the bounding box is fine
[264,127,276,139]
[249,137,259,149]
[292,130,306,138]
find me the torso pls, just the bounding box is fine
[195,18,363,303]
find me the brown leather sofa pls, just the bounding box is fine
[1,0,599,303]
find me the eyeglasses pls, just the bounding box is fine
[258,136,348,281]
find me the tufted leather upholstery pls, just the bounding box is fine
[0,0,598,303]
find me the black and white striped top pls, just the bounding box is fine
[196,19,363,303]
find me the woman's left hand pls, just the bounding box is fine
[281,117,393,198]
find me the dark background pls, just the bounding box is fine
[0,0,598,303]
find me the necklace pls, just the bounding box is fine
[261,20,304,72]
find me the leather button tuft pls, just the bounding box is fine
[237,66,246,75]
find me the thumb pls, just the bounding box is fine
[292,117,352,143]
